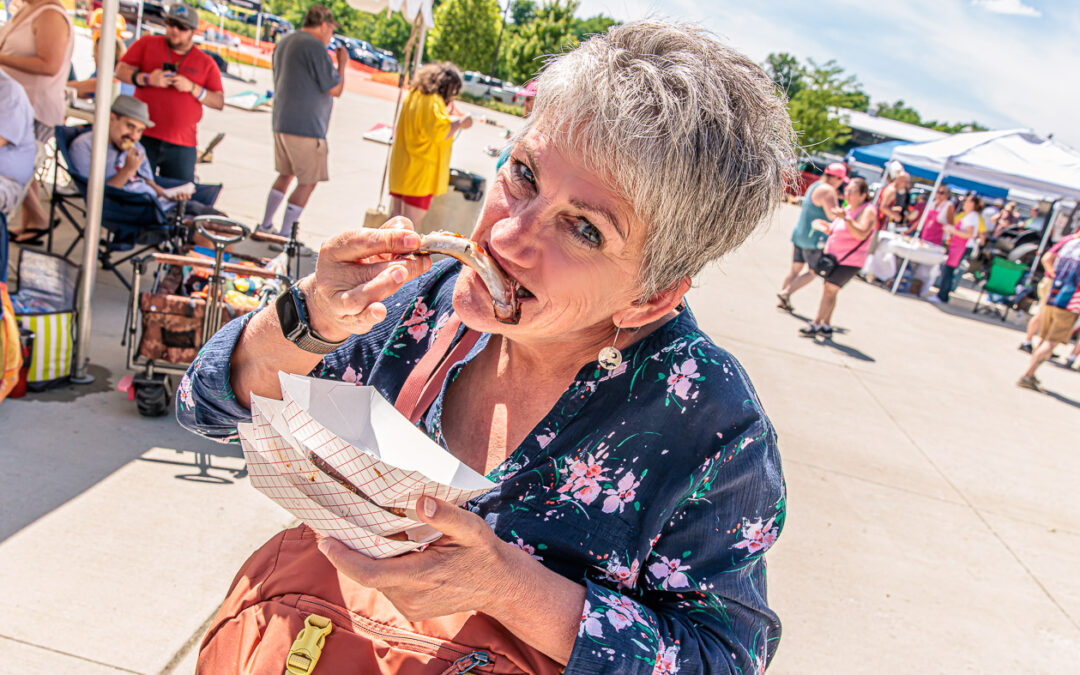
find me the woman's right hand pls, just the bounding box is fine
[299,221,431,343]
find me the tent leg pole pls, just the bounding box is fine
[72,0,120,383]
[891,169,945,294]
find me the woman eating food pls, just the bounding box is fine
[179,20,794,673]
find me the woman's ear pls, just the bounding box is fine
[614,276,692,329]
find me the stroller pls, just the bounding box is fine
[121,216,293,416]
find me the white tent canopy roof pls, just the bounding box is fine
[890,129,1080,201]
[346,0,434,28]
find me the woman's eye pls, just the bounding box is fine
[573,220,603,248]
[510,160,535,187]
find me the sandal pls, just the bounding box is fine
[11,227,50,245]
[776,293,793,311]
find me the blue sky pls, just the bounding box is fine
[574,0,1080,147]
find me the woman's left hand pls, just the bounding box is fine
[317,496,519,621]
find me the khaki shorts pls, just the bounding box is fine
[274,132,329,184]
[1038,305,1078,344]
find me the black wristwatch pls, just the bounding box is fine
[275,283,346,354]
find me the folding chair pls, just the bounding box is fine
[972,256,1028,322]
[48,125,222,288]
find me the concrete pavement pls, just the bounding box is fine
[2,37,1079,673]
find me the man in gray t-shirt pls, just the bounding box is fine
[259,4,348,236]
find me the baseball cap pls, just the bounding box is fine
[166,4,199,31]
[823,162,848,180]
[111,94,155,128]
[302,4,340,29]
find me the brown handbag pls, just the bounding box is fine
[197,314,563,674]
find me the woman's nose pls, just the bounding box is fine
[490,210,542,268]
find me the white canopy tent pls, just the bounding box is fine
[886,129,1080,293]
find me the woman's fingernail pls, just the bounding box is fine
[391,266,407,284]
[423,497,437,518]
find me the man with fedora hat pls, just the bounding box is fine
[115,3,223,183]
[68,95,221,216]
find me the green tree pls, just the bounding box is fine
[510,0,536,25]
[764,52,805,99]
[571,13,617,41]
[875,99,922,125]
[787,59,867,151]
[500,0,578,84]
[427,0,502,73]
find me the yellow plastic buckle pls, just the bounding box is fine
[285,614,333,674]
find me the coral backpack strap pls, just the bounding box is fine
[394,313,482,425]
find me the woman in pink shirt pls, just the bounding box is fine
[800,177,877,338]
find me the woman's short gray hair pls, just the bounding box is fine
[524,21,796,299]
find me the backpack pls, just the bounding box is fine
[196,526,562,675]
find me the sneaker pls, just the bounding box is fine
[798,324,819,338]
[927,296,942,304]
[1016,376,1043,392]
[1018,342,1033,354]
[818,325,834,338]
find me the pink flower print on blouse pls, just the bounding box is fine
[341,365,362,384]
[557,454,610,505]
[604,555,641,590]
[732,516,779,555]
[510,536,543,561]
[429,311,450,344]
[600,590,647,626]
[652,641,681,675]
[602,470,641,514]
[403,300,435,341]
[579,600,604,638]
[648,555,692,590]
[178,373,194,409]
[666,358,700,401]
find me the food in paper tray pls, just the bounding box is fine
[417,231,521,324]
[239,373,495,558]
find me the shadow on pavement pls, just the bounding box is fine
[1043,389,1080,410]
[812,337,876,362]
[138,448,247,485]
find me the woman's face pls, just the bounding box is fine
[964,196,976,211]
[936,188,949,202]
[454,126,649,346]
[844,183,866,205]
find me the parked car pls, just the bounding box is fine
[118,0,169,24]
[374,47,399,73]
[332,36,398,71]
[199,0,227,16]
[461,71,519,104]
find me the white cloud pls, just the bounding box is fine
[971,0,1042,18]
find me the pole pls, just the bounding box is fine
[412,25,426,78]
[134,0,143,40]
[72,0,121,383]
[489,0,510,80]
[891,167,946,294]
[1031,200,1060,275]
[255,6,263,50]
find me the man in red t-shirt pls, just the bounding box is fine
[116,4,223,181]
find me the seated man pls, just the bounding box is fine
[0,69,37,216]
[68,95,222,218]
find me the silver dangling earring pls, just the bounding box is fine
[598,325,624,371]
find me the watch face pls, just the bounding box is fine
[277,286,305,341]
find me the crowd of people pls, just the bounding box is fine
[777,158,1080,392]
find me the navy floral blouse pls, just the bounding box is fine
[178,260,786,674]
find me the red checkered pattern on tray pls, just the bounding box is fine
[240,417,426,559]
